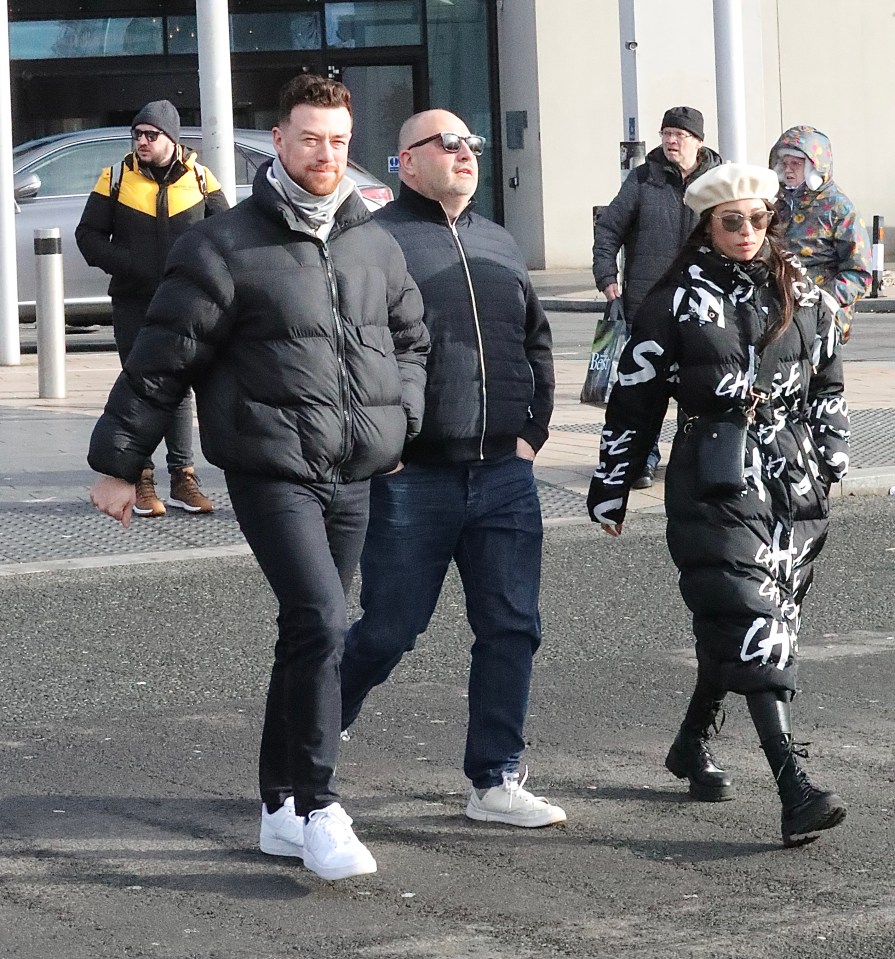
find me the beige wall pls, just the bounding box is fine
[503,0,890,269]
[774,0,894,234]
[532,0,617,269]
[496,0,546,268]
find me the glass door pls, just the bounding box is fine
[339,63,415,190]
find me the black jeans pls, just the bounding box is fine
[225,472,370,816]
[112,296,194,473]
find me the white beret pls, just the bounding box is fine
[684,163,781,215]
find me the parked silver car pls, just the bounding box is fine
[13,127,394,319]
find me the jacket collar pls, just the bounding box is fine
[252,160,371,238]
[127,143,193,183]
[646,145,721,185]
[394,182,475,225]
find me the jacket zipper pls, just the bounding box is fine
[446,213,487,459]
[321,242,351,476]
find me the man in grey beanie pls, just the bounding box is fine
[592,105,722,489]
[76,99,230,517]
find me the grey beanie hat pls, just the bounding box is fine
[661,105,704,141]
[131,99,181,145]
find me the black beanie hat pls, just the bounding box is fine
[661,106,704,141]
[131,99,181,145]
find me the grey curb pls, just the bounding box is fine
[836,469,895,495]
[540,297,895,314]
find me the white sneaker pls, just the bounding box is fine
[465,768,567,828]
[259,796,304,857]
[302,803,377,881]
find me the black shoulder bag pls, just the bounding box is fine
[689,330,788,499]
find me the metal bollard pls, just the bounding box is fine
[34,227,66,398]
[870,215,885,299]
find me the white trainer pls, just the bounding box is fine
[259,796,304,857]
[465,768,567,827]
[302,803,377,881]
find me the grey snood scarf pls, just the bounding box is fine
[268,156,355,241]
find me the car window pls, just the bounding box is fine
[181,137,272,186]
[236,144,274,184]
[23,138,130,197]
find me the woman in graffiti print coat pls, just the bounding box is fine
[586,164,849,848]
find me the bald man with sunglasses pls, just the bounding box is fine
[339,109,565,828]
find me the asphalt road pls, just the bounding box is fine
[1,495,893,958]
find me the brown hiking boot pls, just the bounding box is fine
[168,466,214,514]
[133,468,166,517]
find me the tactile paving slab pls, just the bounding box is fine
[0,495,245,565]
[0,481,587,568]
[553,407,895,469]
[536,481,587,520]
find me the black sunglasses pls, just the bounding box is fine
[712,210,774,233]
[406,132,486,156]
[132,128,162,142]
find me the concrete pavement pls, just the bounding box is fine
[1,282,894,572]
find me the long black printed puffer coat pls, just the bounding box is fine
[587,246,849,695]
[89,162,429,486]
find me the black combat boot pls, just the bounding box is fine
[747,691,846,848]
[665,678,735,802]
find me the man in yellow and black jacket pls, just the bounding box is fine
[77,99,230,517]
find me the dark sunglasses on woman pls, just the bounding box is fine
[712,210,775,233]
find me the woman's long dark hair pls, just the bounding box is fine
[654,202,802,345]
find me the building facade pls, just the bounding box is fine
[9,0,503,220]
[499,0,892,268]
[10,1,891,269]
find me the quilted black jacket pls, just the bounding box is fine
[374,184,554,465]
[592,145,721,321]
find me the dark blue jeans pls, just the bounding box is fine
[113,296,194,473]
[340,455,543,789]
[225,472,370,816]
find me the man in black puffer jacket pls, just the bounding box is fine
[88,76,429,881]
[592,106,721,489]
[339,110,565,830]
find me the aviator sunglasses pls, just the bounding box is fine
[712,210,775,233]
[132,128,162,142]
[406,132,486,156]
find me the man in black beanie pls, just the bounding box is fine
[76,99,230,517]
[592,105,721,488]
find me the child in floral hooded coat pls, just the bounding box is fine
[769,125,871,341]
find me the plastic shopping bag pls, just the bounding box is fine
[579,298,627,407]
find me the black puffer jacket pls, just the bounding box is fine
[587,247,849,695]
[592,146,721,321]
[89,162,429,485]
[374,184,554,465]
